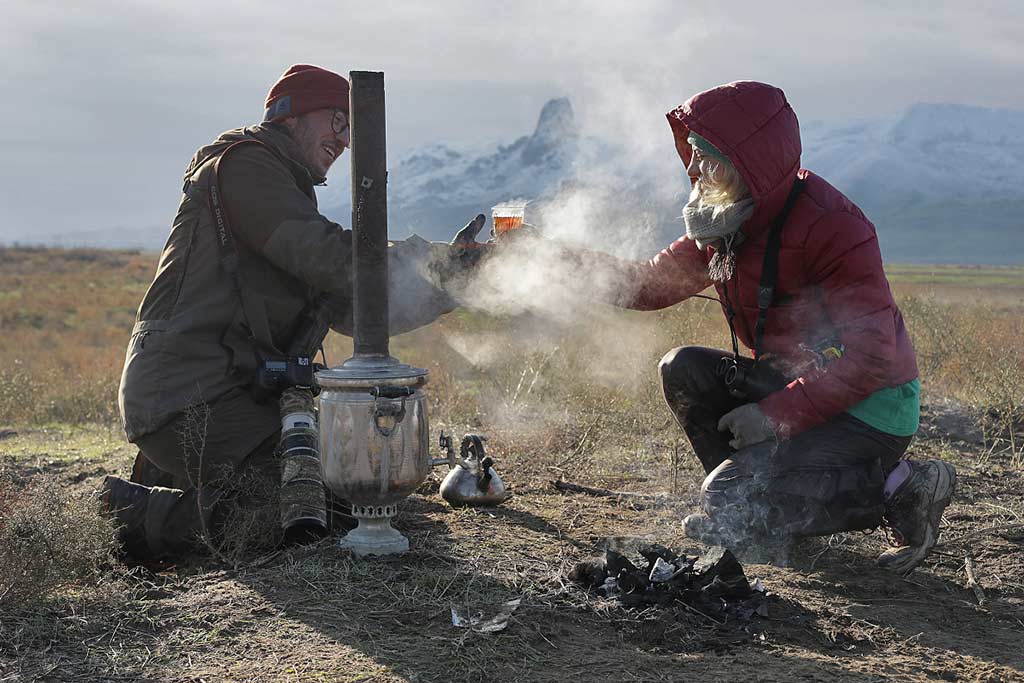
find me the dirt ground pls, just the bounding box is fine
[2,406,1022,683]
[1,253,1022,682]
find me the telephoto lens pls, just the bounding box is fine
[278,388,328,544]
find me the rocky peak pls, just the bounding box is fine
[521,97,578,166]
[535,98,577,137]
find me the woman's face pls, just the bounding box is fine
[687,145,724,186]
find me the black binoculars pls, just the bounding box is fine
[716,356,790,401]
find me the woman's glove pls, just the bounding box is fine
[717,403,776,450]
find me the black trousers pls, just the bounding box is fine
[659,346,912,540]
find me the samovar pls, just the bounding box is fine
[318,72,509,557]
[318,362,430,555]
[315,71,432,556]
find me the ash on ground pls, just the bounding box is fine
[571,544,773,648]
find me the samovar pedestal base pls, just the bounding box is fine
[339,503,409,556]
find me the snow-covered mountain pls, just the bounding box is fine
[322,99,1024,264]
[800,103,1024,262]
[19,99,1023,264]
[319,97,646,250]
[802,103,1024,205]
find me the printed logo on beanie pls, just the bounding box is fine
[265,95,292,122]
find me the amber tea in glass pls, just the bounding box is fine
[491,202,527,236]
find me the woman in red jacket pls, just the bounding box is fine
[629,81,954,572]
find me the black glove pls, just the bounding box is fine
[427,215,492,287]
[451,214,487,246]
[448,214,492,271]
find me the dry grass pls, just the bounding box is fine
[2,248,1021,450]
[899,292,1024,465]
[0,247,151,425]
[2,249,1024,682]
[0,467,118,614]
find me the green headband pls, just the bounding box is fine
[687,132,728,163]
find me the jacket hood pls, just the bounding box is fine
[183,123,319,185]
[666,81,802,236]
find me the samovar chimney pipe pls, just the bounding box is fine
[348,70,390,360]
[319,70,429,556]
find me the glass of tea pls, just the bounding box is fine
[491,201,528,236]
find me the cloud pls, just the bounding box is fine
[2,0,1023,241]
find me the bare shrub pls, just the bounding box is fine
[0,470,118,613]
[898,292,1024,464]
[971,346,1024,466]
[211,466,282,565]
[178,402,282,567]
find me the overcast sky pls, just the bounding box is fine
[2,0,1023,243]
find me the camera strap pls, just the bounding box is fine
[720,177,805,362]
[753,178,805,360]
[207,139,281,363]
[722,277,742,360]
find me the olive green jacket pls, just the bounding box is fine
[118,124,455,441]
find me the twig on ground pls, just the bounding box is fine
[672,598,724,625]
[948,522,1024,544]
[964,555,987,606]
[979,501,1021,520]
[549,480,673,507]
[553,417,602,470]
[671,442,679,496]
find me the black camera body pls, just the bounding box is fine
[252,356,323,404]
[716,356,790,402]
[250,294,333,404]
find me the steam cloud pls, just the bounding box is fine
[435,182,684,423]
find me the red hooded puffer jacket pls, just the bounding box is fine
[628,81,918,437]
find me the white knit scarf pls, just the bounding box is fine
[683,195,755,250]
[683,195,754,282]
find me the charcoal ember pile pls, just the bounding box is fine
[571,544,770,627]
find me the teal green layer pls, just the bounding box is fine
[686,132,728,163]
[846,378,920,436]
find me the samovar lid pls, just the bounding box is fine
[317,355,428,388]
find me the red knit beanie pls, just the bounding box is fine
[264,64,350,122]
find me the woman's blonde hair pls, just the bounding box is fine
[692,154,750,207]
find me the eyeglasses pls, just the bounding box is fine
[331,108,349,137]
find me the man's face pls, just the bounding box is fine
[289,107,350,178]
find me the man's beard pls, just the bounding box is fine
[292,118,329,180]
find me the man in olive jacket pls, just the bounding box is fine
[104,65,460,559]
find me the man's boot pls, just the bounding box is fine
[877,460,956,573]
[99,475,152,559]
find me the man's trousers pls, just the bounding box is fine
[128,387,280,559]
